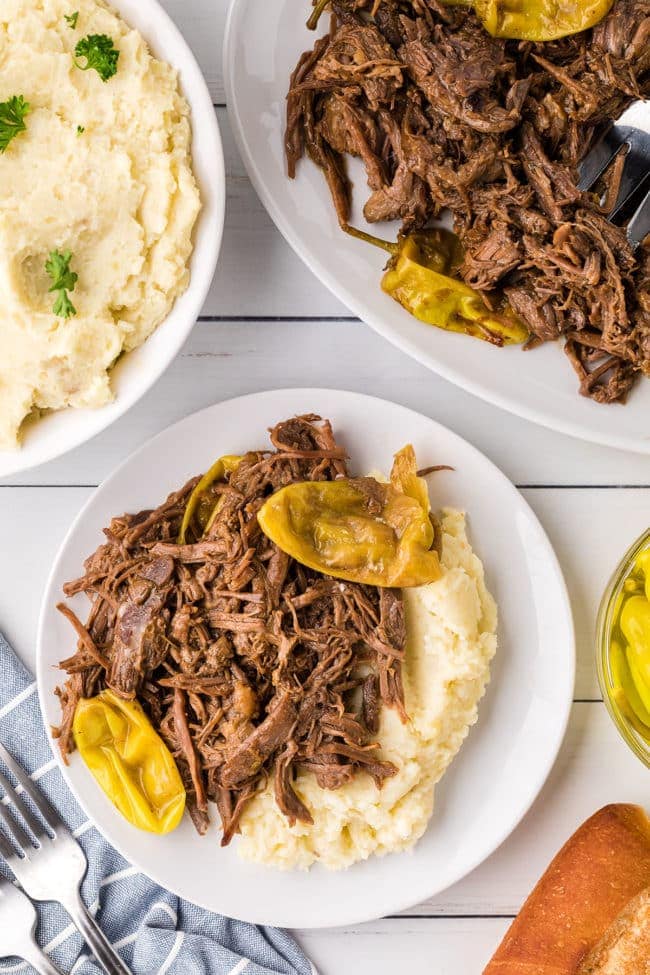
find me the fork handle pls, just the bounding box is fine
[19,944,64,975]
[65,892,132,975]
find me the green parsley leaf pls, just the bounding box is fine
[46,250,78,293]
[74,34,119,82]
[52,289,77,319]
[64,11,79,28]
[76,125,85,135]
[0,95,30,154]
[46,250,78,319]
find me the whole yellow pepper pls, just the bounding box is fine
[445,0,614,40]
[620,595,650,715]
[345,225,528,346]
[610,639,650,737]
[383,235,528,345]
[73,691,186,834]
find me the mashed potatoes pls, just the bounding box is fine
[0,0,201,447]
[238,508,497,870]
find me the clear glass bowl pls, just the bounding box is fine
[596,527,650,768]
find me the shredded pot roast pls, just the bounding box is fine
[286,0,650,403]
[55,416,407,843]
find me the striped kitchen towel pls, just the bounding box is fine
[0,633,316,975]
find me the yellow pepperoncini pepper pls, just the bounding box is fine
[608,545,650,742]
[610,638,650,738]
[445,0,614,40]
[345,225,528,346]
[620,595,650,715]
[178,454,242,543]
[73,691,186,834]
[257,444,441,587]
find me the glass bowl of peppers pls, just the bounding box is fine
[597,528,650,768]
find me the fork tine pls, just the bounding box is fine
[0,830,19,865]
[627,185,650,250]
[0,800,34,855]
[0,743,60,832]
[608,131,650,220]
[0,768,49,842]
[577,125,631,192]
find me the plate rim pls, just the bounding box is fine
[0,0,226,479]
[222,0,650,456]
[36,388,576,927]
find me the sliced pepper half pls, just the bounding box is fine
[73,690,186,834]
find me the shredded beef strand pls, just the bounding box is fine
[55,603,109,671]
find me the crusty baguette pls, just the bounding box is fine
[578,887,650,974]
[483,804,650,975]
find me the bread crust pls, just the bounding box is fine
[482,805,650,974]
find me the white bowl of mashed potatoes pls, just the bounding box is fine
[0,0,225,476]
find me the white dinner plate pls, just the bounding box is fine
[37,389,574,928]
[0,0,225,479]
[223,0,650,453]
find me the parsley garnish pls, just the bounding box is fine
[46,250,78,319]
[74,35,119,82]
[0,95,30,154]
[65,11,79,28]
[76,125,85,135]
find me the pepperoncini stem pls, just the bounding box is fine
[343,225,461,265]
[342,224,397,255]
[307,0,331,30]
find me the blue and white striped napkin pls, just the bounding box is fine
[0,633,316,975]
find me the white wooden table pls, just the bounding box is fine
[1,2,649,971]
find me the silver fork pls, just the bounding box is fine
[578,103,650,250]
[0,743,131,975]
[0,872,63,975]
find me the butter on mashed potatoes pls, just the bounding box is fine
[238,508,497,870]
[0,0,201,447]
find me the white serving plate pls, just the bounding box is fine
[0,0,225,479]
[223,0,650,453]
[38,389,574,928]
